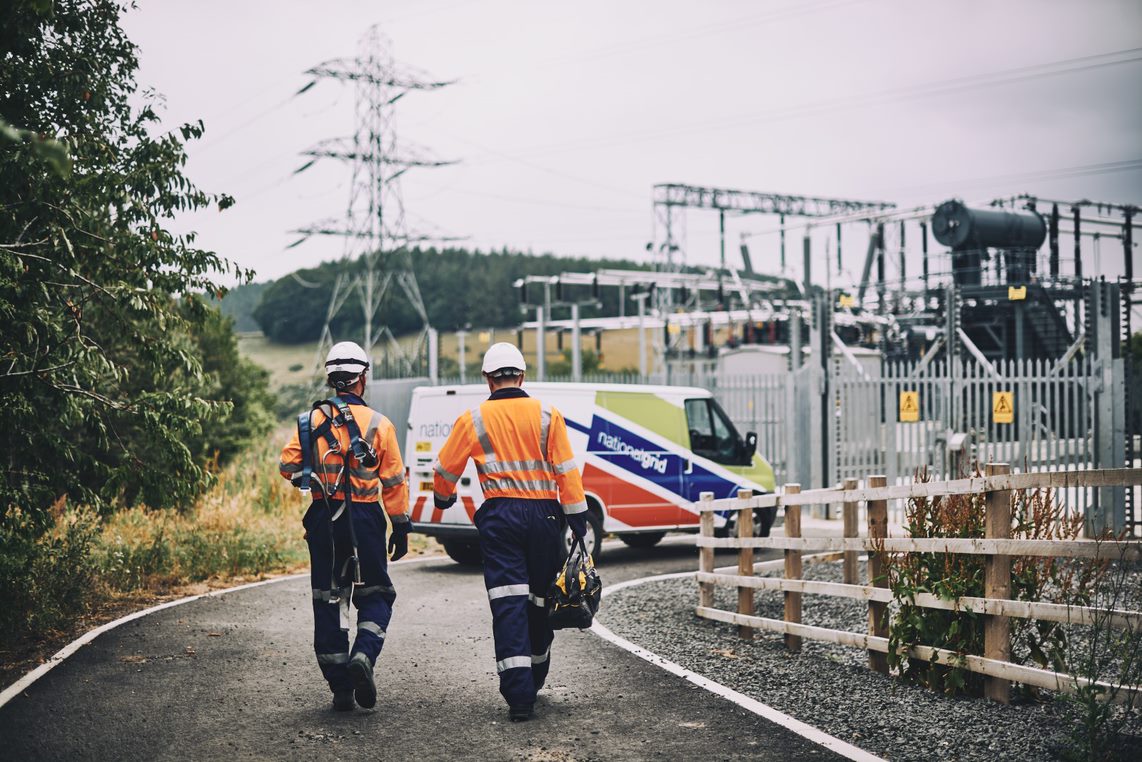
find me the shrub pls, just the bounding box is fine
[885,469,1093,698]
[0,502,100,644]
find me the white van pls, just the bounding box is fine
[404,382,777,565]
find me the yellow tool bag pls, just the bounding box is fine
[547,535,602,630]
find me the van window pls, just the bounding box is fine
[685,398,743,464]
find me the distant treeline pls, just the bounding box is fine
[245,247,654,344]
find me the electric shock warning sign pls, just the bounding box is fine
[993,391,1014,424]
[899,390,920,422]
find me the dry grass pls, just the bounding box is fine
[0,429,442,691]
[96,429,441,591]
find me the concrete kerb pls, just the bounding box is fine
[0,553,447,711]
[592,572,886,762]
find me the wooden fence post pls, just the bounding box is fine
[783,483,802,652]
[867,474,889,674]
[699,492,715,610]
[842,477,859,585]
[737,489,755,640]
[984,462,1012,704]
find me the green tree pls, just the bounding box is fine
[0,0,250,518]
[252,246,656,344]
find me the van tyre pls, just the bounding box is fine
[563,510,602,564]
[618,532,665,549]
[442,540,483,566]
[717,507,777,539]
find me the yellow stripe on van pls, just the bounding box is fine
[595,391,688,448]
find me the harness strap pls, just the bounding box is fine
[332,396,378,468]
[296,412,314,493]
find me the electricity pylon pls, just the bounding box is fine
[291,25,455,379]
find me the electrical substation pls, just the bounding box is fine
[290,32,1140,538]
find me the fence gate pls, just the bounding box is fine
[827,355,1124,530]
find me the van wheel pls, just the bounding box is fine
[442,540,483,566]
[718,507,777,539]
[562,510,602,564]
[619,532,665,549]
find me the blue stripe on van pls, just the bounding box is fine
[583,413,743,502]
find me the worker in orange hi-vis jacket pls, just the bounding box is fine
[432,342,587,723]
[279,341,410,713]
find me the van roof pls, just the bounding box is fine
[415,381,712,398]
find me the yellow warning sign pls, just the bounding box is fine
[415,441,432,453]
[838,294,856,308]
[1008,286,1027,301]
[993,391,1014,424]
[899,390,920,422]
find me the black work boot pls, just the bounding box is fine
[348,653,377,709]
[509,703,534,722]
[332,690,355,712]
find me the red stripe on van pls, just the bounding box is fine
[411,496,427,522]
[582,462,678,527]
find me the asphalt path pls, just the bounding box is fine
[0,539,840,761]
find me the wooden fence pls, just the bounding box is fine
[695,465,1142,704]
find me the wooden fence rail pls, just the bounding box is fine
[694,465,1142,705]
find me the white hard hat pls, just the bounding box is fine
[325,341,370,376]
[482,342,526,376]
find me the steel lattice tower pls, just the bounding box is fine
[292,26,454,379]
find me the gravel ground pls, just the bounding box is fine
[599,560,1142,761]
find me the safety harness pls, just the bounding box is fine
[296,395,379,601]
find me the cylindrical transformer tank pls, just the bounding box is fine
[931,200,1047,250]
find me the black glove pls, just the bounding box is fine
[566,512,587,539]
[388,519,410,561]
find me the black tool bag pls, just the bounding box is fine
[547,535,602,630]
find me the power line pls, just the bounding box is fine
[408,183,646,214]
[494,46,1142,158]
[436,129,644,201]
[461,0,864,81]
[884,158,1142,198]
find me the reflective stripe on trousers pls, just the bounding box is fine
[475,497,564,706]
[304,500,396,693]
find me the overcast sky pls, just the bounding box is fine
[122,0,1142,289]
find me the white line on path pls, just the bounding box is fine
[0,553,447,711]
[591,572,886,762]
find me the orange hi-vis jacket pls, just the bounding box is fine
[432,390,587,517]
[279,397,409,518]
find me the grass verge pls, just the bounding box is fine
[0,431,440,691]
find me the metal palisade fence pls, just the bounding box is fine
[390,353,1130,533]
[826,356,1106,522]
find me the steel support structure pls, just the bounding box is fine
[291,26,455,380]
[651,183,895,329]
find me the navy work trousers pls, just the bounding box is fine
[474,497,564,707]
[303,500,396,693]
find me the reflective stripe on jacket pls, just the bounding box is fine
[279,400,409,518]
[432,389,587,517]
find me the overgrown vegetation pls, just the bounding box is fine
[883,471,1141,760]
[1059,545,1142,761]
[885,474,1092,695]
[0,435,304,658]
[1,1,277,654]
